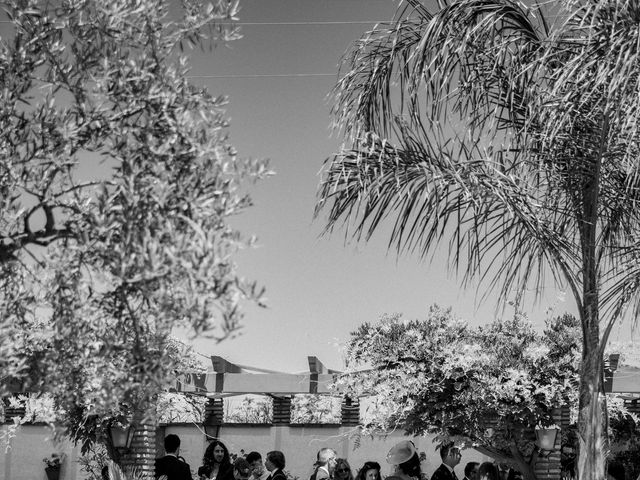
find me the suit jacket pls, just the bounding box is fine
[269,469,287,480]
[310,466,330,480]
[430,465,457,480]
[154,454,192,480]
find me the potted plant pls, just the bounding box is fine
[43,453,65,480]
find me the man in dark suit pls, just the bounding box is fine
[431,443,461,480]
[265,451,287,480]
[154,434,192,480]
[463,462,479,480]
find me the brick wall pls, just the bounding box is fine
[120,411,157,478]
[532,407,570,480]
[272,396,292,425]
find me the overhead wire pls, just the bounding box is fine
[187,73,336,79]
[0,20,387,25]
[0,19,379,78]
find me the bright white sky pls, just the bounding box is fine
[184,0,599,373]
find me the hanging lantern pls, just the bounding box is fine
[108,424,135,452]
[535,426,559,452]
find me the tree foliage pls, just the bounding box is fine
[317,0,640,477]
[224,395,273,424]
[335,307,579,479]
[290,394,342,424]
[0,0,268,458]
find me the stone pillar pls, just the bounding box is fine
[341,397,360,426]
[203,398,224,442]
[204,398,224,424]
[120,411,157,478]
[272,396,291,425]
[2,396,25,422]
[533,407,569,480]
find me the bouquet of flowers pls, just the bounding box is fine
[43,453,65,470]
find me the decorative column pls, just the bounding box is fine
[120,409,157,478]
[2,396,25,421]
[272,396,291,425]
[271,396,291,452]
[533,407,569,480]
[202,398,224,442]
[341,397,360,426]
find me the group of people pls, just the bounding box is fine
[153,437,381,480]
[152,434,627,480]
[385,440,501,480]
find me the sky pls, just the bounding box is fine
[185,0,586,374]
[2,0,636,374]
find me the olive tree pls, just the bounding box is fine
[0,0,268,461]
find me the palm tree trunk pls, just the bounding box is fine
[576,119,607,480]
[577,355,606,480]
[576,295,605,480]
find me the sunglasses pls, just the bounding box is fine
[337,469,350,473]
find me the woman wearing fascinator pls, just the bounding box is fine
[386,440,425,480]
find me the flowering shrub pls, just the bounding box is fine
[335,307,580,476]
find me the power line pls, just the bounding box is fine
[187,73,335,79]
[219,21,384,25]
[0,20,387,25]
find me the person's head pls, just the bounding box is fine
[477,463,499,480]
[607,461,626,480]
[465,462,480,480]
[356,462,381,480]
[234,458,252,480]
[317,448,338,474]
[440,443,461,468]
[164,434,181,455]
[398,454,421,478]
[387,440,421,478]
[266,451,285,472]
[246,452,264,477]
[335,459,353,480]
[204,440,231,467]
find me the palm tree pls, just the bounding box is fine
[317,0,640,479]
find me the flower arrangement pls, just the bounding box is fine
[43,453,65,470]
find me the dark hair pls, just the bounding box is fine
[397,453,421,478]
[203,440,232,469]
[267,451,286,470]
[235,458,252,478]
[465,462,480,477]
[335,459,354,480]
[164,434,180,453]
[355,462,381,480]
[608,461,626,480]
[246,452,263,464]
[440,442,457,461]
[478,463,499,480]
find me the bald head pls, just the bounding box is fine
[317,448,337,464]
[317,448,338,474]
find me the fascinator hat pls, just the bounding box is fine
[386,440,417,465]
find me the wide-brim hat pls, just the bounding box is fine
[386,440,416,465]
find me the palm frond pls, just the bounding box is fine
[320,0,640,321]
